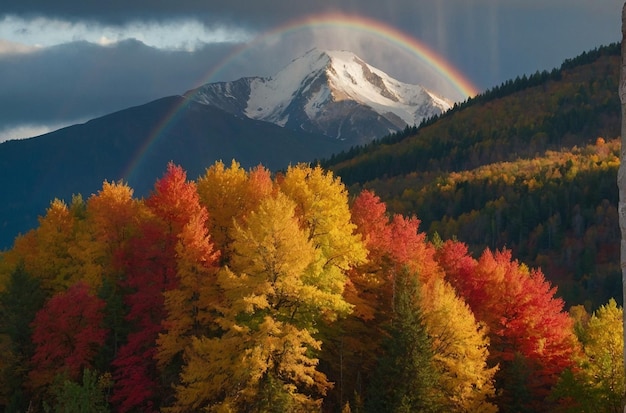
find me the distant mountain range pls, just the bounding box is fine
[0,49,450,249]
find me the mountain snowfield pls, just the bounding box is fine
[188,48,452,144]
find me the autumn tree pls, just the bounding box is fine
[346,191,496,412]
[73,180,143,290]
[279,164,367,293]
[5,198,81,294]
[29,282,108,401]
[323,190,392,411]
[79,181,146,371]
[553,299,623,412]
[170,191,353,411]
[196,160,273,256]
[420,277,497,412]
[437,241,579,411]
[156,206,220,376]
[112,163,206,412]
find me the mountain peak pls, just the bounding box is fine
[189,48,451,143]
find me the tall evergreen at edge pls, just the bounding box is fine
[365,267,443,413]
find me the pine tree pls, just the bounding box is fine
[366,268,443,413]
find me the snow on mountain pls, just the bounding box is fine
[187,48,452,144]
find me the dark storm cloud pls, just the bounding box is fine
[3,1,620,90]
[2,0,350,27]
[0,40,235,126]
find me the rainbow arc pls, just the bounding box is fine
[122,13,478,183]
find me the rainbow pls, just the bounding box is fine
[209,13,479,98]
[122,13,479,183]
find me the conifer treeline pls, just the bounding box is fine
[0,161,622,412]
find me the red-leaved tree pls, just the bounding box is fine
[111,163,209,412]
[29,282,107,391]
[436,240,580,411]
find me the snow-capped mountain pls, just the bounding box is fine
[187,49,452,144]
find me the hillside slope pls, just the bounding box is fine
[324,43,621,308]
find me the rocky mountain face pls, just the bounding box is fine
[187,49,451,145]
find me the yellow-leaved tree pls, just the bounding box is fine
[278,164,367,307]
[553,299,623,412]
[71,181,143,290]
[420,277,498,412]
[169,192,345,411]
[196,160,273,256]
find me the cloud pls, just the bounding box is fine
[0,39,39,55]
[0,40,237,127]
[0,121,85,142]
[0,15,253,51]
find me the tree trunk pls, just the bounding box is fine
[619,4,626,412]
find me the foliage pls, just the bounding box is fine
[323,44,621,310]
[0,160,615,412]
[335,190,496,412]
[378,139,620,309]
[46,369,111,413]
[420,277,497,412]
[552,299,624,413]
[436,242,579,411]
[29,282,108,393]
[325,43,620,186]
[0,264,46,409]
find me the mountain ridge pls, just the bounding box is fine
[187,48,450,145]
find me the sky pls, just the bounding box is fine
[0,1,622,142]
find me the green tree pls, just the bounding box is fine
[366,268,444,413]
[47,369,111,413]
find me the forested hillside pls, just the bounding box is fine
[0,162,622,412]
[324,43,621,309]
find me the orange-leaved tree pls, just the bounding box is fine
[156,204,221,377]
[196,160,273,257]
